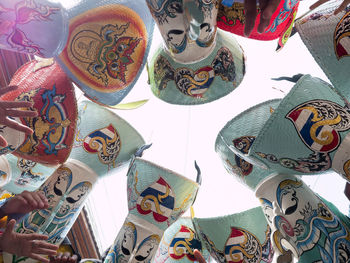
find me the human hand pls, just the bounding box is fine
[0,85,37,147]
[244,0,282,36]
[1,190,48,216]
[193,249,207,263]
[309,0,350,15]
[49,252,79,263]
[0,219,58,263]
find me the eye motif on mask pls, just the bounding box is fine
[169,225,202,261]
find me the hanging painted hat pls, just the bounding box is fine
[217,0,299,46]
[104,157,201,263]
[0,0,68,58]
[69,100,145,177]
[146,0,245,105]
[56,0,154,107]
[227,74,350,182]
[215,100,280,190]
[1,59,78,166]
[3,159,98,263]
[148,29,245,105]
[255,173,350,261]
[295,0,350,99]
[0,154,56,194]
[153,217,211,263]
[192,206,274,263]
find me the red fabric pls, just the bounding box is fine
[2,60,78,165]
[217,0,300,41]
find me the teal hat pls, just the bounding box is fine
[104,158,201,263]
[215,100,281,190]
[295,1,350,99]
[147,30,245,105]
[153,217,211,263]
[69,100,145,177]
[1,154,56,194]
[192,207,274,263]
[228,75,350,181]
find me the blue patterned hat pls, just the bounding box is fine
[69,100,145,177]
[227,75,350,182]
[147,29,245,105]
[295,0,350,99]
[192,207,274,263]
[215,100,281,190]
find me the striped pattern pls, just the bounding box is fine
[136,177,175,222]
[287,107,339,152]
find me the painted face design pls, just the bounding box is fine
[106,36,141,83]
[134,236,159,262]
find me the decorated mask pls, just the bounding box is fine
[215,101,280,190]
[3,159,97,263]
[255,173,350,262]
[192,206,274,263]
[56,0,154,107]
[217,0,299,49]
[69,100,145,177]
[153,217,211,263]
[0,0,68,58]
[0,59,78,166]
[104,157,201,263]
[295,0,350,99]
[0,154,56,194]
[222,74,350,183]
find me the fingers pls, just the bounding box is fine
[193,249,206,263]
[22,232,49,241]
[334,0,350,15]
[258,0,281,33]
[69,255,78,263]
[33,245,58,256]
[21,190,39,208]
[4,219,16,235]
[38,191,49,209]
[244,0,258,36]
[29,253,50,263]
[309,0,329,10]
[0,85,17,96]
[0,101,34,109]
[2,117,34,134]
[5,109,37,118]
[0,135,7,147]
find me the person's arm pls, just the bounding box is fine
[0,85,37,147]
